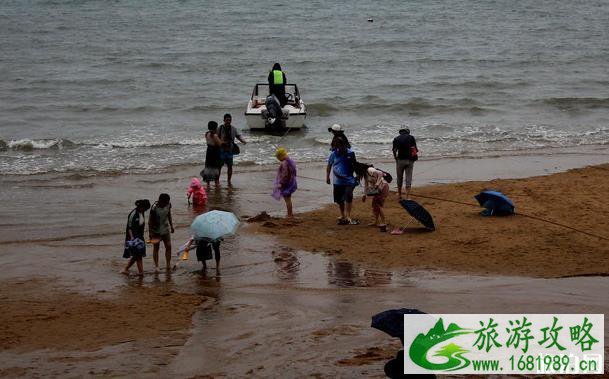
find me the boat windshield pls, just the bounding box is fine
[251,83,300,104]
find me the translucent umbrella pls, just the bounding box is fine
[190,210,240,241]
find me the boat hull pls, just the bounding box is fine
[245,113,306,130]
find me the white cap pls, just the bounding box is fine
[330,124,342,132]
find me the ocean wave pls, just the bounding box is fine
[87,139,207,149]
[4,104,163,113]
[307,98,491,115]
[541,97,609,111]
[306,102,339,116]
[3,138,76,151]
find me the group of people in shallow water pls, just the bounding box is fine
[121,114,417,276]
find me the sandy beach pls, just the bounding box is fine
[1,150,608,376]
[249,163,609,278]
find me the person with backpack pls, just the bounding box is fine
[354,163,390,232]
[121,199,151,276]
[392,128,418,200]
[149,193,174,272]
[218,113,247,186]
[326,136,359,225]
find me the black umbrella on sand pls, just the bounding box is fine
[371,308,436,379]
[398,199,435,231]
[371,308,425,342]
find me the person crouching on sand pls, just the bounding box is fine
[187,177,207,208]
[355,163,390,232]
[149,193,175,272]
[121,199,151,276]
[272,147,297,218]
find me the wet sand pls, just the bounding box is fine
[1,146,608,377]
[249,163,609,278]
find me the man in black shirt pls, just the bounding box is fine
[392,128,418,199]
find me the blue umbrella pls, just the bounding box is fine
[191,210,240,241]
[399,200,435,231]
[371,308,425,341]
[474,190,514,215]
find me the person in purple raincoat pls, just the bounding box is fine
[272,147,297,218]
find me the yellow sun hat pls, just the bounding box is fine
[275,147,288,160]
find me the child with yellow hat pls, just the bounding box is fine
[272,147,297,218]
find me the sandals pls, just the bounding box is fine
[390,227,405,235]
[337,218,360,225]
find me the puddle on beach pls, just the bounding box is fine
[1,158,608,376]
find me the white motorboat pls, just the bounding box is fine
[245,83,306,130]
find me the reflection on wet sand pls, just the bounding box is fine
[327,260,393,288]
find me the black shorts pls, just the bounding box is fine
[333,184,355,204]
[196,241,221,261]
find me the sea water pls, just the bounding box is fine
[1,0,608,175]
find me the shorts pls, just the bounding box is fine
[196,241,221,262]
[220,150,234,167]
[150,233,171,245]
[333,184,355,204]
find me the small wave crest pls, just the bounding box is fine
[3,138,76,151]
[306,102,339,116]
[541,97,609,111]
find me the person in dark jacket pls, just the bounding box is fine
[268,62,287,107]
[121,199,150,276]
[392,128,418,199]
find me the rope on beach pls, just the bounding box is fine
[411,193,609,242]
[514,212,609,242]
[295,177,609,241]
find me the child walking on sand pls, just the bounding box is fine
[121,199,150,276]
[272,147,297,218]
[187,177,207,207]
[149,193,175,272]
[355,163,390,232]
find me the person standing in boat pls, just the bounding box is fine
[268,63,287,107]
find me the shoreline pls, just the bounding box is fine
[3,142,609,181]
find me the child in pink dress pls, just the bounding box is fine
[187,178,208,207]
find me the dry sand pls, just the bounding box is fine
[248,164,609,278]
[0,279,208,352]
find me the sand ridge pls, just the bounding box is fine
[248,164,609,278]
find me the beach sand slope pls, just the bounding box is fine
[249,164,609,278]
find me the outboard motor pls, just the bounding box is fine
[262,94,287,129]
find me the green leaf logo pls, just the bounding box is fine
[409,318,472,371]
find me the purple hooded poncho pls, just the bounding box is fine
[272,157,297,200]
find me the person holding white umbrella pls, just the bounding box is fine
[178,210,240,273]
